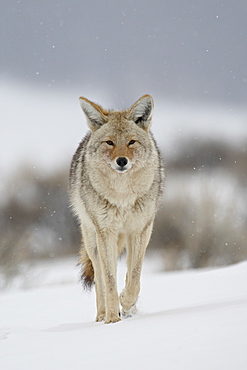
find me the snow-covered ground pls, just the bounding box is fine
[1,257,247,370]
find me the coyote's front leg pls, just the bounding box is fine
[97,229,121,324]
[120,223,153,315]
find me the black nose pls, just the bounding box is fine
[116,157,128,168]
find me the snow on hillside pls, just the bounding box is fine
[1,81,247,180]
[1,257,247,370]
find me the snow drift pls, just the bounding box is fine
[1,257,247,369]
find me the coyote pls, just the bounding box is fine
[69,95,164,323]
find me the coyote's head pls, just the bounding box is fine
[79,95,154,174]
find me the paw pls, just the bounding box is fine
[96,313,105,322]
[120,291,138,312]
[122,304,137,319]
[104,311,121,324]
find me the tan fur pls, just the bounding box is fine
[69,95,164,323]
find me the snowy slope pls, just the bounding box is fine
[1,82,247,180]
[1,258,247,370]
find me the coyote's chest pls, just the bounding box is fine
[87,170,156,231]
[95,196,148,232]
[88,165,155,207]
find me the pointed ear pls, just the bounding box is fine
[79,97,108,131]
[127,94,154,130]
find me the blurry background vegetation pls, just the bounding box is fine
[1,138,247,284]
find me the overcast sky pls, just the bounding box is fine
[1,0,247,106]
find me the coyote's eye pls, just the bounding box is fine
[106,140,114,146]
[128,140,136,146]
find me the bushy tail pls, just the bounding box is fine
[78,247,94,290]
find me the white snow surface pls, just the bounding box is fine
[1,257,247,370]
